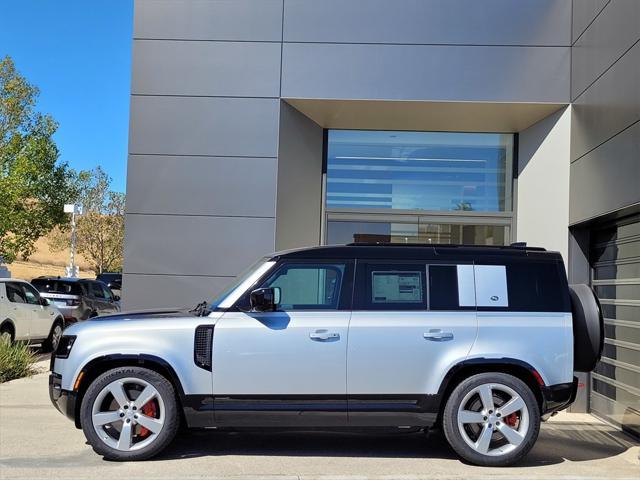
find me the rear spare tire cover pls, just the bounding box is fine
[569,284,604,372]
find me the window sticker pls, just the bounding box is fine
[372,271,423,303]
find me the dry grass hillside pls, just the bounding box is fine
[6,234,95,281]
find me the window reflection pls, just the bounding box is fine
[326,130,514,212]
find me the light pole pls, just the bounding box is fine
[64,204,83,277]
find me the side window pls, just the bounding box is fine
[102,285,114,301]
[6,283,27,304]
[358,263,427,310]
[428,264,476,310]
[505,262,569,312]
[91,282,105,299]
[261,263,346,310]
[20,283,41,305]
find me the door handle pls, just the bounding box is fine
[423,330,454,341]
[310,330,340,341]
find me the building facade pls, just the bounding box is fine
[124,1,639,435]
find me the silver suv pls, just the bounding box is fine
[49,244,603,466]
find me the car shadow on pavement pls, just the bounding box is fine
[152,420,637,467]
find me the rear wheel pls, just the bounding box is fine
[80,366,179,461]
[443,373,540,466]
[0,324,13,343]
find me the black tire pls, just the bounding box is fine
[80,366,180,461]
[442,373,540,467]
[41,319,64,353]
[569,284,604,372]
[0,323,14,343]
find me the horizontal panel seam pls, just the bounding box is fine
[133,38,570,47]
[128,153,278,159]
[284,41,570,48]
[131,93,280,99]
[571,37,640,102]
[125,212,275,219]
[570,119,640,164]
[133,38,282,43]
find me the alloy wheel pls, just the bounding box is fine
[51,325,63,350]
[456,382,530,457]
[91,377,165,451]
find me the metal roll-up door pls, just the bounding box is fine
[590,214,640,438]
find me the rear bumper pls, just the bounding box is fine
[541,377,578,414]
[49,373,77,424]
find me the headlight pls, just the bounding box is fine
[55,335,76,359]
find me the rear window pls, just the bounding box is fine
[31,279,83,296]
[97,273,120,282]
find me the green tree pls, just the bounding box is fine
[50,167,125,274]
[0,56,76,263]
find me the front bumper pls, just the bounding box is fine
[49,373,77,424]
[541,376,578,414]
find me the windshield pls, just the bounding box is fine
[31,279,83,296]
[208,257,273,310]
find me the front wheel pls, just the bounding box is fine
[80,366,180,461]
[42,320,63,352]
[442,373,540,466]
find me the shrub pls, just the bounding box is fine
[0,338,38,383]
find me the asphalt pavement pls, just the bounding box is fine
[1,360,638,480]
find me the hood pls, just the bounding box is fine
[88,308,197,321]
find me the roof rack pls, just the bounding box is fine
[345,242,546,251]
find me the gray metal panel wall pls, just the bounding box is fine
[275,103,324,251]
[571,0,640,100]
[284,0,570,46]
[281,43,570,103]
[124,0,282,309]
[132,40,282,97]
[570,0,640,225]
[126,155,277,218]
[572,0,610,42]
[134,0,283,41]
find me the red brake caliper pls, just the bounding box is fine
[138,400,157,438]
[504,412,519,427]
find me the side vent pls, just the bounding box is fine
[194,325,215,371]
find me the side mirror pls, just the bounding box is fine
[40,297,50,307]
[113,295,121,302]
[250,287,281,312]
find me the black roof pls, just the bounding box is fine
[32,276,91,283]
[271,243,563,262]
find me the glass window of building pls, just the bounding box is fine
[324,130,514,246]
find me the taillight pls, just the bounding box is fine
[66,298,81,306]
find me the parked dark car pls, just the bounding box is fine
[95,272,122,291]
[31,277,120,323]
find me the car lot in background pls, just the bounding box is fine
[0,278,65,351]
[31,277,120,323]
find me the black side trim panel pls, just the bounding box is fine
[205,394,441,428]
[348,395,440,427]
[213,395,348,427]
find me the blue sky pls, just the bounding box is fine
[0,0,133,192]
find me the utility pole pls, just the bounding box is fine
[64,204,82,277]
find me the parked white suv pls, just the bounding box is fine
[49,244,603,466]
[1,279,65,351]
